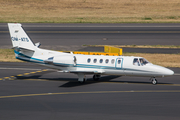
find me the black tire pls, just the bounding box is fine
[152,79,157,85]
[79,79,86,83]
[93,75,100,81]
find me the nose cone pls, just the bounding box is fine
[153,65,174,77]
[164,68,174,76]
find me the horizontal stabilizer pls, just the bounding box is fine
[12,46,35,52]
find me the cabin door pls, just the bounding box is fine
[115,58,122,69]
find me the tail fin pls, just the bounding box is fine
[8,23,35,51]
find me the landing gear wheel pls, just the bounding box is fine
[79,78,86,83]
[93,75,101,81]
[152,78,157,85]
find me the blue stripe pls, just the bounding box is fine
[76,64,115,69]
[16,57,44,64]
[15,50,43,62]
[53,62,74,67]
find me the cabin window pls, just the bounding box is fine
[100,59,103,63]
[139,58,149,66]
[94,59,97,63]
[111,59,115,64]
[105,59,109,64]
[117,59,121,64]
[133,58,140,66]
[87,58,91,63]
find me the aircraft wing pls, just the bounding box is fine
[70,70,104,74]
[58,70,105,74]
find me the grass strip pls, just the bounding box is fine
[83,45,180,49]
[0,49,21,62]
[0,0,180,23]
[123,52,180,68]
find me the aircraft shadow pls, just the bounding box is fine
[15,74,122,87]
[15,72,173,87]
[59,75,121,87]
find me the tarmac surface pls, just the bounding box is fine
[0,62,180,120]
[0,23,180,120]
[1,23,180,51]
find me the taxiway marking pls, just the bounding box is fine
[1,90,180,99]
[0,69,49,80]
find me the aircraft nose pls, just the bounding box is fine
[153,65,174,76]
[163,68,174,76]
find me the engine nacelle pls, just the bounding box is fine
[44,55,76,67]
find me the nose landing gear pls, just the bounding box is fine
[151,78,157,85]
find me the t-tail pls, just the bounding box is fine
[8,23,35,51]
[8,23,38,61]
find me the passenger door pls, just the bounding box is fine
[115,58,122,69]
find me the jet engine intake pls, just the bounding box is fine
[44,55,76,67]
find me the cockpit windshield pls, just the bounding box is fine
[139,58,149,65]
[133,58,150,66]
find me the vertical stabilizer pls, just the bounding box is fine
[8,23,35,51]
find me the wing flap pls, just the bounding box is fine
[69,70,105,74]
[58,70,104,74]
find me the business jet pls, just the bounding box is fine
[8,23,174,85]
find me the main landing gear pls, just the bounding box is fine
[77,73,87,83]
[151,77,158,85]
[78,74,101,83]
[93,74,101,81]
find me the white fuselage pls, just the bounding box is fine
[15,47,174,78]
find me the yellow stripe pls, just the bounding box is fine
[165,84,180,86]
[9,76,15,80]
[30,72,36,74]
[24,73,30,75]
[36,71,42,73]
[0,78,2,80]
[42,69,48,71]
[4,77,9,79]
[23,79,48,81]
[0,90,180,99]
[17,74,23,76]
